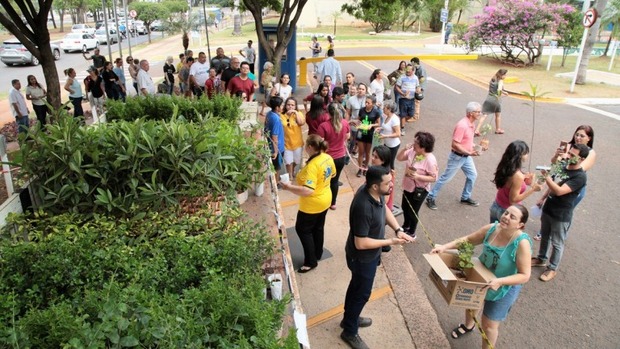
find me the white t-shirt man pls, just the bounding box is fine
[9,86,28,117]
[137,69,156,95]
[189,61,210,87]
[240,46,256,64]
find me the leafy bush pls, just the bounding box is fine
[0,207,295,348]
[17,115,268,214]
[105,94,244,123]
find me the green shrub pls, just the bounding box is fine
[0,207,294,348]
[105,94,243,123]
[18,116,268,215]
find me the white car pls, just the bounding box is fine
[71,24,96,35]
[134,20,147,35]
[60,33,99,53]
[95,28,120,45]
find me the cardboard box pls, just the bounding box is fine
[423,252,496,310]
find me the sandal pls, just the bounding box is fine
[474,131,481,137]
[297,265,316,273]
[495,129,505,134]
[533,232,541,241]
[451,323,475,339]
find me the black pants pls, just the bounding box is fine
[330,156,346,206]
[402,188,428,235]
[295,209,328,268]
[33,104,47,127]
[387,144,400,170]
[70,96,84,118]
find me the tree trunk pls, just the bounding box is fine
[233,0,241,35]
[575,0,609,85]
[41,49,61,111]
[603,25,614,56]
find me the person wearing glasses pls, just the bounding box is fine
[426,102,485,210]
[531,143,589,282]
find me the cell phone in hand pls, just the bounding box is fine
[559,141,569,152]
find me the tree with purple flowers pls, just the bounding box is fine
[463,0,575,66]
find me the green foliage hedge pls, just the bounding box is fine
[105,94,243,123]
[0,207,297,348]
[19,115,268,215]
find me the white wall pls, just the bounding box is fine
[297,0,362,29]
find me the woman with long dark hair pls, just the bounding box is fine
[491,140,542,223]
[368,69,385,107]
[478,69,508,135]
[317,102,350,210]
[355,95,381,177]
[102,61,123,100]
[25,75,47,127]
[306,94,330,135]
[303,82,331,113]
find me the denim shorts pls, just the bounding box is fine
[483,284,522,322]
[489,200,506,224]
[399,98,414,118]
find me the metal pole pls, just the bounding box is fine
[111,0,123,59]
[609,40,618,71]
[440,0,449,45]
[202,0,212,61]
[122,0,132,57]
[102,0,113,63]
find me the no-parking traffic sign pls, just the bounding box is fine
[583,8,597,28]
[129,9,137,18]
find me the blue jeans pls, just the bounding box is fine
[15,115,29,136]
[538,212,570,271]
[489,200,505,224]
[428,152,477,201]
[342,255,380,336]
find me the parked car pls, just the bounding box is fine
[71,24,96,35]
[95,28,120,45]
[0,38,61,66]
[134,20,148,35]
[60,33,99,53]
[150,20,164,31]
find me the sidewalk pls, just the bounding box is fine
[278,161,450,348]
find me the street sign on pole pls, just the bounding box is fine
[129,9,137,18]
[582,8,597,28]
[440,9,448,23]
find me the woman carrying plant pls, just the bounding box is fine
[306,94,330,136]
[317,103,350,210]
[280,97,305,181]
[533,125,596,240]
[368,69,385,107]
[271,73,293,101]
[396,131,438,238]
[491,140,542,224]
[431,204,532,348]
[281,134,336,273]
[355,95,381,177]
[63,68,84,118]
[25,75,47,127]
[303,83,331,113]
[478,69,508,135]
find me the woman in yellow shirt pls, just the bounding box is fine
[280,97,305,180]
[281,134,336,273]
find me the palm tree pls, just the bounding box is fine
[601,0,620,56]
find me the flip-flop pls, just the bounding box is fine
[474,131,481,137]
[451,323,475,339]
[495,129,505,134]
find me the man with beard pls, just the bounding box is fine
[340,166,415,349]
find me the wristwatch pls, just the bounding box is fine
[395,227,405,234]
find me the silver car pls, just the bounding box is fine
[0,38,61,66]
[95,28,120,45]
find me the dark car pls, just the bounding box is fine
[0,38,61,66]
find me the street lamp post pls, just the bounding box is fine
[202,0,212,61]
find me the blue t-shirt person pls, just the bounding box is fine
[265,110,285,154]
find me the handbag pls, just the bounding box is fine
[413,186,427,198]
[414,90,424,100]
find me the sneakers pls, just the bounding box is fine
[340,331,370,349]
[533,232,542,241]
[340,317,373,329]
[391,206,403,216]
[540,268,557,282]
[426,197,438,210]
[531,257,547,267]
[356,169,363,177]
[460,198,480,207]
[401,129,406,136]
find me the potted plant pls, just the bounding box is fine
[455,239,475,279]
[478,123,493,151]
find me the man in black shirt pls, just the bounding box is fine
[220,57,240,93]
[533,143,589,282]
[340,166,414,349]
[210,47,230,71]
[83,48,106,72]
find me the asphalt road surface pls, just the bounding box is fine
[319,44,619,348]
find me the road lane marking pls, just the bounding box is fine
[427,77,461,94]
[567,103,620,121]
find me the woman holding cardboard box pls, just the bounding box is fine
[431,204,532,349]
